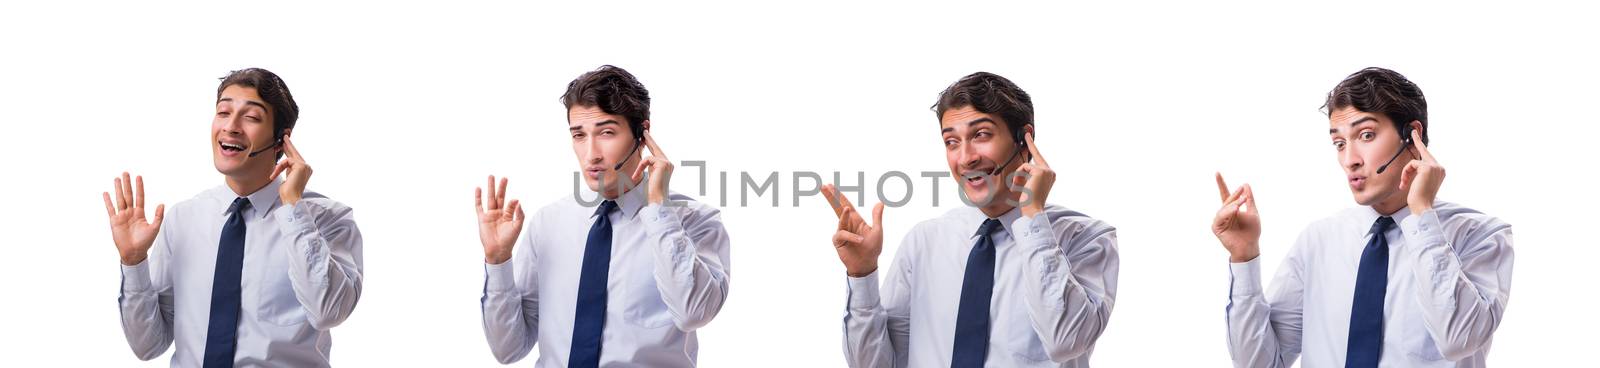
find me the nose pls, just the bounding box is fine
[958,140,981,169]
[586,135,604,165]
[1341,143,1363,172]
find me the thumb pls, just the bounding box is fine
[151,204,166,226]
[872,202,885,228]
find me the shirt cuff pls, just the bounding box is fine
[1228,257,1264,297]
[1010,211,1057,249]
[484,261,516,293]
[846,271,881,310]
[1400,208,1449,253]
[121,260,153,292]
[275,201,315,237]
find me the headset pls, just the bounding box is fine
[248,135,283,158]
[990,124,1032,176]
[1374,123,1414,174]
[612,120,646,171]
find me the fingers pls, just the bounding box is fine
[643,131,666,159]
[474,187,485,214]
[135,175,146,210]
[280,135,302,159]
[102,192,116,217]
[485,176,499,210]
[503,199,520,221]
[1240,184,1256,213]
[119,172,133,210]
[833,229,866,247]
[1215,172,1231,203]
[872,202,884,229]
[1399,161,1418,192]
[822,184,844,217]
[496,177,509,210]
[151,204,165,227]
[1024,132,1048,167]
[269,160,291,182]
[1410,128,1436,162]
[513,201,526,223]
[630,157,649,184]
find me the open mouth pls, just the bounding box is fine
[219,141,246,154]
[962,171,992,188]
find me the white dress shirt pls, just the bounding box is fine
[844,205,1119,368]
[1226,201,1514,367]
[118,179,365,367]
[482,186,732,367]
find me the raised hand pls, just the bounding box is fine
[1010,132,1055,217]
[476,175,525,264]
[1399,128,1444,215]
[103,172,165,265]
[1212,173,1261,263]
[628,128,673,205]
[822,184,884,277]
[268,134,313,205]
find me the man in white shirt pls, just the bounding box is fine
[105,68,365,367]
[476,65,731,368]
[826,72,1119,368]
[1214,67,1514,368]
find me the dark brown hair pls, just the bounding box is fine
[217,68,298,158]
[561,65,651,135]
[933,72,1034,140]
[1323,67,1429,144]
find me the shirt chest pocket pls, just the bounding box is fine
[620,260,675,329]
[1002,307,1052,362]
[254,254,306,327]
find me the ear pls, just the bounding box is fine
[641,120,651,132]
[1022,124,1036,161]
[281,128,293,139]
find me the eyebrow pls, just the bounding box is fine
[941,117,996,134]
[1329,117,1378,134]
[569,119,620,131]
[216,97,269,111]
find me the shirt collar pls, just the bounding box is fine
[1357,204,1411,235]
[581,184,648,219]
[956,205,1023,240]
[211,179,282,219]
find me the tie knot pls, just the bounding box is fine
[975,218,1003,238]
[228,197,251,215]
[1370,216,1395,235]
[595,200,618,217]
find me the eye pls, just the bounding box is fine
[600,130,615,137]
[943,137,958,148]
[1359,131,1375,140]
[1332,140,1346,150]
[246,115,261,122]
[975,131,993,140]
[216,111,229,118]
[571,132,586,140]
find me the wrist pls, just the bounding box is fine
[121,251,148,266]
[846,263,878,278]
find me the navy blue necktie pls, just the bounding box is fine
[203,197,249,368]
[952,218,1002,368]
[1345,216,1395,368]
[569,200,617,368]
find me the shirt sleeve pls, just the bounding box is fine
[481,214,541,364]
[118,220,175,361]
[842,231,914,368]
[1399,209,1514,360]
[276,199,364,330]
[640,202,731,331]
[1225,232,1308,368]
[1010,212,1119,362]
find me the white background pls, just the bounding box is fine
[2,1,1595,366]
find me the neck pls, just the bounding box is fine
[1369,190,1408,216]
[977,189,1021,218]
[224,172,273,198]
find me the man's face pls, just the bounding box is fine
[212,85,278,177]
[569,105,642,197]
[1328,106,1413,207]
[941,106,1026,207]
